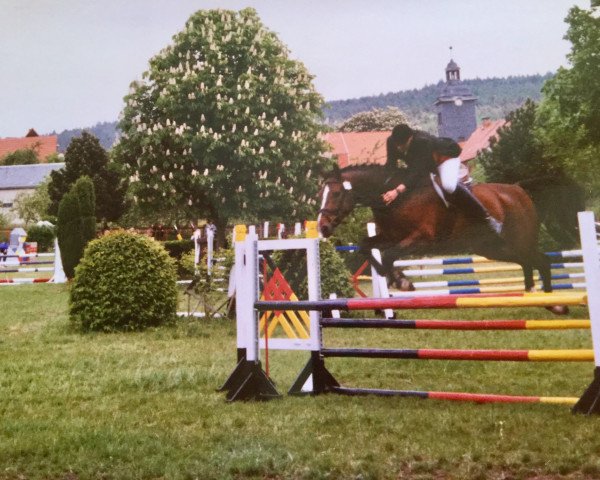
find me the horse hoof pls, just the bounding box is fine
[546,305,570,316]
[394,278,414,291]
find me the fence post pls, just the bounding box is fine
[573,211,600,414]
[367,223,394,319]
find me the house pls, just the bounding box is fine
[324,118,505,181]
[323,131,389,167]
[0,128,58,162]
[0,162,64,223]
[459,118,507,176]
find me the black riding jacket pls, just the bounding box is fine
[386,130,461,190]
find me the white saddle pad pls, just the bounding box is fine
[430,173,450,208]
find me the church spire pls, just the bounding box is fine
[445,47,460,83]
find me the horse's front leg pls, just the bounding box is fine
[381,248,415,291]
[359,235,419,291]
[357,234,397,277]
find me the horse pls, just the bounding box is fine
[317,165,578,301]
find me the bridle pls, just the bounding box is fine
[318,178,354,217]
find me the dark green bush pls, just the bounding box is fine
[163,239,195,278]
[57,189,82,279]
[163,239,195,259]
[26,224,56,252]
[70,231,178,332]
[57,176,97,278]
[273,239,354,300]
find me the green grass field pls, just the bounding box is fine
[2,284,600,480]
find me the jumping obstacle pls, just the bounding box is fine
[0,238,66,285]
[369,227,588,299]
[222,212,600,414]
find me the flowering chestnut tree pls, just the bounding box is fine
[113,8,333,230]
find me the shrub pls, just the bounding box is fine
[26,224,56,252]
[163,239,195,278]
[57,176,97,278]
[273,239,353,300]
[70,231,178,332]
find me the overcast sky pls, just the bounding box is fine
[0,0,589,138]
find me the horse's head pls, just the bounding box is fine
[317,168,356,238]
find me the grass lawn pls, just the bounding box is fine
[1,284,600,479]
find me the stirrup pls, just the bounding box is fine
[486,216,503,235]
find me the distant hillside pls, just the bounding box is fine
[54,121,119,153]
[324,73,553,132]
[53,73,552,151]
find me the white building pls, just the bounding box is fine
[0,163,64,224]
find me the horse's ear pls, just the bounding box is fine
[318,163,341,181]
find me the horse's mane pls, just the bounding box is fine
[338,164,407,186]
[339,164,391,175]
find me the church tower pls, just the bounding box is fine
[435,58,477,142]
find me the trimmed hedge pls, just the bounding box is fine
[70,231,178,332]
[57,176,96,279]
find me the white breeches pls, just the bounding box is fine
[437,157,461,193]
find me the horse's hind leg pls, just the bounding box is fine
[532,251,570,315]
[534,252,553,293]
[521,262,535,292]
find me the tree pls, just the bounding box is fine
[48,132,127,224]
[1,147,39,165]
[11,177,52,226]
[113,8,333,235]
[536,5,600,204]
[338,107,410,132]
[478,99,584,248]
[478,99,552,183]
[57,176,97,279]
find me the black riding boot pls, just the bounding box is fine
[446,183,503,234]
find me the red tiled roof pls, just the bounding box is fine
[324,121,506,168]
[0,133,58,162]
[459,119,506,162]
[323,131,390,167]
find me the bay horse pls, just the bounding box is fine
[318,165,562,297]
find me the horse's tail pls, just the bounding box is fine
[517,176,585,248]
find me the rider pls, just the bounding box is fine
[383,123,503,235]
